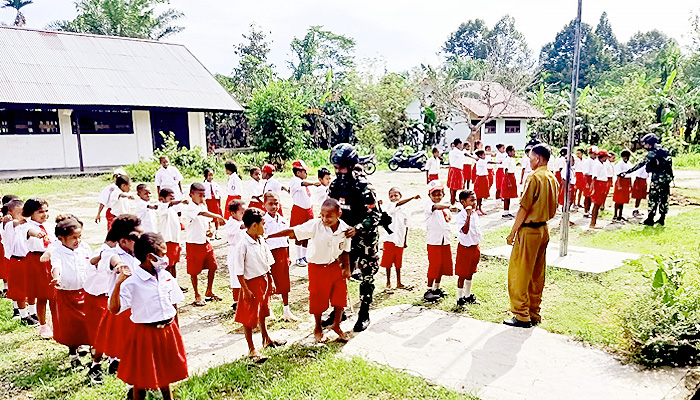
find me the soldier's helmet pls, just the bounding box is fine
[330,143,359,167]
[640,133,660,145]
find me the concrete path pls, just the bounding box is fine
[341,305,694,400]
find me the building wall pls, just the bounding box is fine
[187,112,206,154]
[443,116,528,150]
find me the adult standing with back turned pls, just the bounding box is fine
[504,144,558,328]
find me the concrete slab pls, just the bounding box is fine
[342,305,693,400]
[482,244,640,273]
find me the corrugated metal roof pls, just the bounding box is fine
[457,80,544,119]
[0,27,243,111]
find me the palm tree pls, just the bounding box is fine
[2,0,33,27]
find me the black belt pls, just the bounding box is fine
[521,222,547,228]
[144,318,174,329]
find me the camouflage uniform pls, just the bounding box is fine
[627,145,674,224]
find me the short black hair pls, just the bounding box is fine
[134,232,165,262]
[621,150,631,158]
[496,144,505,150]
[1,195,18,205]
[250,167,261,176]
[453,138,462,145]
[22,198,48,218]
[475,149,485,157]
[159,187,175,199]
[2,199,23,216]
[505,145,515,153]
[293,167,305,175]
[55,214,83,238]
[263,191,279,202]
[190,182,205,192]
[242,208,265,228]
[459,190,476,201]
[318,168,331,179]
[116,175,130,187]
[432,147,440,154]
[228,198,246,214]
[530,144,551,162]
[321,198,341,212]
[224,161,237,174]
[203,167,214,178]
[136,183,148,192]
[106,214,141,242]
[560,148,568,156]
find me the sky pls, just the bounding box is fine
[1,0,698,77]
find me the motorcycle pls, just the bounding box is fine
[358,154,377,175]
[388,149,427,171]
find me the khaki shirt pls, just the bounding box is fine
[520,166,558,224]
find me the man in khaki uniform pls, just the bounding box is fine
[504,144,558,328]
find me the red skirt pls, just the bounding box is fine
[166,242,181,267]
[234,274,271,328]
[558,180,577,206]
[501,173,518,199]
[270,247,291,295]
[117,321,188,389]
[447,167,464,191]
[106,209,115,231]
[583,175,594,197]
[495,168,505,195]
[631,178,648,200]
[488,169,495,189]
[205,198,222,216]
[427,244,453,280]
[52,289,91,348]
[94,309,134,359]
[554,171,562,187]
[380,241,404,269]
[592,180,609,206]
[290,205,313,227]
[25,252,55,300]
[575,172,585,191]
[248,200,265,211]
[0,244,6,281]
[455,244,480,279]
[308,261,347,315]
[613,177,632,204]
[185,242,217,275]
[6,257,26,301]
[84,293,108,346]
[223,195,242,219]
[428,174,439,182]
[462,165,472,184]
[474,175,490,199]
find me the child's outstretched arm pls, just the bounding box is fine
[396,195,420,207]
[267,228,297,239]
[432,203,450,211]
[199,210,226,224]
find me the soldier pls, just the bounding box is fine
[621,133,674,226]
[327,143,382,332]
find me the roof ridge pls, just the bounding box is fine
[0,25,185,47]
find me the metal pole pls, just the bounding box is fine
[560,0,583,257]
[74,110,85,172]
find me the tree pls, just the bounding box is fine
[624,30,673,63]
[289,26,356,81]
[2,0,33,27]
[50,0,184,40]
[595,12,621,64]
[227,23,275,104]
[442,19,488,59]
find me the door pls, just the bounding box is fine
[150,110,190,149]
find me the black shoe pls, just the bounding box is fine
[658,215,666,226]
[21,316,38,326]
[180,286,189,293]
[464,294,480,305]
[456,297,467,307]
[350,269,362,282]
[107,359,119,375]
[231,302,237,311]
[126,387,133,400]
[642,217,655,226]
[88,363,103,384]
[321,310,347,327]
[70,357,82,369]
[0,289,6,298]
[29,314,40,324]
[531,319,541,327]
[423,289,440,302]
[77,346,90,357]
[353,308,370,333]
[12,308,19,319]
[434,288,447,298]
[503,317,532,328]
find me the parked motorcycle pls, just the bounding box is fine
[358,154,377,175]
[388,149,427,171]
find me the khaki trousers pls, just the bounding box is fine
[508,226,549,322]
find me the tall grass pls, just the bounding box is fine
[673,153,700,169]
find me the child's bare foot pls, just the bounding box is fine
[314,328,324,343]
[248,349,267,363]
[332,324,348,343]
[193,297,206,306]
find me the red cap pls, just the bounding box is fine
[597,149,609,157]
[292,160,308,170]
[428,180,444,194]
[262,164,276,174]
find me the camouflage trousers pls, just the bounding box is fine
[648,175,672,217]
[350,230,380,306]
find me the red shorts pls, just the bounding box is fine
[496,168,505,195]
[118,321,188,389]
[270,247,291,295]
[52,289,91,348]
[613,177,632,204]
[234,274,272,328]
[427,244,453,280]
[106,209,115,231]
[248,200,265,211]
[166,242,181,267]
[25,252,55,300]
[462,165,472,184]
[308,261,347,315]
[583,175,594,197]
[205,198,222,216]
[501,173,518,199]
[631,178,648,200]
[474,175,490,199]
[592,180,609,206]
[223,195,242,219]
[428,174,439,182]
[6,257,26,301]
[186,242,217,275]
[447,167,464,191]
[380,242,404,269]
[94,309,133,359]
[84,293,108,346]
[558,180,577,206]
[575,172,586,192]
[455,244,480,279]
[290,205,313,227]
[488,169,495,188]
[555,170,562,187]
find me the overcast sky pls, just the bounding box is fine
[1,0,698,77]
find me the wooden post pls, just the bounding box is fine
[74,110,85,172]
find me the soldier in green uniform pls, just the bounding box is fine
[328,143,382,332]
[622,133,674,226]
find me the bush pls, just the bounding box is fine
[153,132,221,178]
[621,255,700,367]
[673,153,700,169]
[123,160,160,182]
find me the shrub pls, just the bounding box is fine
[123,160,160,182]
[673,153,700,169]
[153,132,221,178]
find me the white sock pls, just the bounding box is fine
[28,304,37,315]
[0,280,5,290]
[464,280,472,297]
[69,354,79,360]
[457,288,463,299]
[432,281,440,290]
[283,305,290,313]
[13,301,18,308]
[19,308,28,318]
[295,245,304,261]
[299,246,307,259]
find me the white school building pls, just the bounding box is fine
[0,26,243,176]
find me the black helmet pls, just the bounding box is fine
[640,133,659,145]
[330,143,359,167]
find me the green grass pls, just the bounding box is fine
[673,153,700,170]
[0,175,111,199]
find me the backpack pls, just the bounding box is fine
[646,148,673,175]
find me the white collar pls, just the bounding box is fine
[133,264,158,282]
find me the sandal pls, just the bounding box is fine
[193,299,206,307]
[249,354,269,363]
[205,295,222,302]
[264,339,287,348]
[397,285,414,291]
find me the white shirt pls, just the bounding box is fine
[203,181,223,200]
[226,173,243,197]
[424,201,451,246]
[313,185,330,207]
[604,161,614,179]
[107,187,132,216]
[106,245,139,295]
[2,221,15,260]
[263,177,283,194]
[155,166,183,198]
[83,243,114,296]
[18,219,54,255]
[521,154,533,173]
[449,148,464,169]
[475,158,489,176]
[135,199,157,233]
[50,242,92,291]
[118,265,184,324]
[264,213,289,250]
[456,210,482,247]
[185,202,210,244]
[425,157,440,175]
[98,183,117,207]
[385,202,408,247]
[233,232,273,280]
[294,219,352,265]
[635,168,649,180]
[574,157,584,173]
[225,218,245,288]
[615,160,633,178]
[557,156,567,171]
[495,152,507,169]
[158,202,182,243]
[504,156,517,173]
[248,179,264,201]
[485,154,495,170]
[290,176,313,209]
[592,160,607,181]
[561,161,576,183]
[581,157,595,175]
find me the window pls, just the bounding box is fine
[484,121,496,134]
[0,108,60,135]
[72,109,134,134]
[505,120,521,134]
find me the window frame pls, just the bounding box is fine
[71,108,134,135]
[0,108,61,135]
[505,120,521,134]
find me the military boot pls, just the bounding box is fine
[642,213,655,226]
[658,214,666,226]
[353,302,371,332]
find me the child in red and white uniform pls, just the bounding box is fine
[605,152,616,208]
[463,142,475,190]
[203,168,224,239]
[582,146,598,217]
[157,188,186,283]
[313,168,332,207]
[135,184,158,233]
[49,214,92,368]
[558,155,577,211]
[589,150,609,229]
[494,144,506,199]
[423,181,453,302]
[554,148,567,187]
[247,167,265,210]
[224,161,243,219]
[574,148,586,208]
[425,147,441,183]
[233,208,286,360]
[269,199,352,343]
[501,145,518,219]
[95,168,126,227]
[3,198,29,322]
[484,145,496,192]
[107,175,135,219]
[0,195,16,297]
[520,147,533,184]
[455,190,482,306]
[612,150,633,223]
[473,150,490,215]
[155,156,183,201]
[289,160,320,267]
[226,199,246,310]
[381,187,420,290]
[262,192,296,321]
[447,139,465,206]
[110,233,187,400]
[632,167,650,218]
[185,183,225,306]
